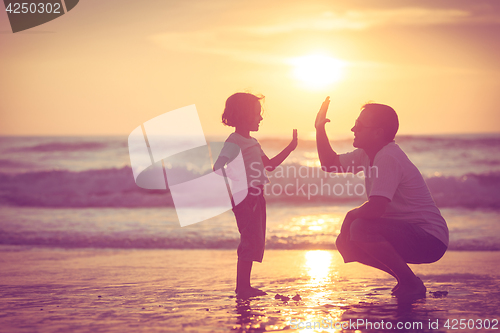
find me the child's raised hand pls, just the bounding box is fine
[289,129,298,151]
[315,97,331,129]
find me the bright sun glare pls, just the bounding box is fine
[290,54,345,89]
[305,250,332,285]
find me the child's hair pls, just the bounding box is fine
[222,92,264,127]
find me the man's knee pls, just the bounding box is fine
[335,232,347,251]
[336,218,371,247]
[335,223,370,263]
[349,218,371,238]
[349,218,386,244]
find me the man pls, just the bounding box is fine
[315,97,448,298]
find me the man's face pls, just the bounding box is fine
[351,109,380,148]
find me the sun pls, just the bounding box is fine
[290,54,345,89]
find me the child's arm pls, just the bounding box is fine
[262,129,297,172]
[213,156,230,173]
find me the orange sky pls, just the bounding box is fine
[1,0,499,139]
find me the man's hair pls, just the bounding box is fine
[222,93,264,127]
[361,103,399,141]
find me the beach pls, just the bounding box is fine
[1,135,500,332]
[2,0,500,330]
[1,246,499,332]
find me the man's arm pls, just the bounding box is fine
[262,129,297,171]
[315,97,345,173]
[340,196,390,234]
[349,196,391,219]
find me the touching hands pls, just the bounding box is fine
[315,96,331,129]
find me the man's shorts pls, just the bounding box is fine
[337,217,447,264]
[232,187,266,263]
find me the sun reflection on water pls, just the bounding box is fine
[301,251,348,332]
[305,250,332,285]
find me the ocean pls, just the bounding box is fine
[1,134,499,251]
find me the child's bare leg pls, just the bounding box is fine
[236,259,252,292]
[236,259,267,298]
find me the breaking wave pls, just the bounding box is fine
[0,166,499,209]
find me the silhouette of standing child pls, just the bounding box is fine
[214,92,297,298]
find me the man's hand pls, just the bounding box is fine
[315,96,331,129]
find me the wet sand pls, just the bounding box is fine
[1,246,499,332]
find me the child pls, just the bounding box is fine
[213,92,298,299]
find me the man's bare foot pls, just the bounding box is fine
[393,276,426,299]
[236,287,267,299]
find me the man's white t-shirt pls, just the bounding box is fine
[219,132,269,188]
[339,142,449,247]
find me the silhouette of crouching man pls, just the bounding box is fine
[315,97,448,298]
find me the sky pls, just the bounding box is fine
[1,0,500,139]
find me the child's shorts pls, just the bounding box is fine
[232,187,266,263]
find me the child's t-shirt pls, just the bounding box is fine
[218,132,269,188]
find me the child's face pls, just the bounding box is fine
[249,101,263,131]
[240,101,263,132]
